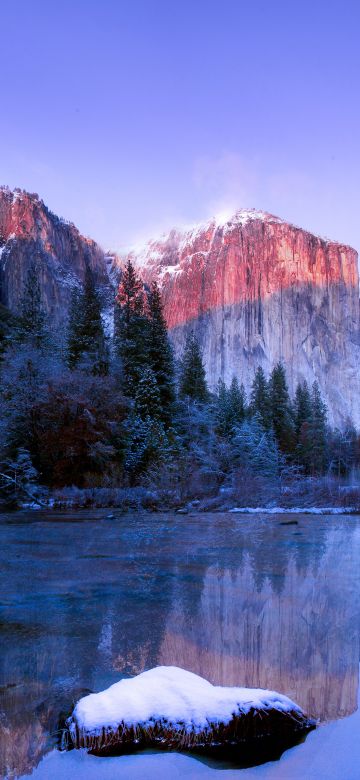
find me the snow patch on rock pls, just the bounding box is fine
[68,665,302,737]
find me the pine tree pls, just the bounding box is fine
[215,379,231,437]
[309,381,328,474]
[125,414,167,481]
[0,304,16,362]
[250,366,270,429]
[269,363,295,452]
[215,376,245,437]
[147,281,175,425]
[134,367,162,420]
[66,266,108,374]
[17,260,47,348]
[115,257,149,396]
[82,265,108,374]
[293,380,312,472]
[179,332,208,402]
[294,381,312,439]
[228,376,246,427]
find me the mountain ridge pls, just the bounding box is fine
[0,187,359,427]
[123,207,360,427]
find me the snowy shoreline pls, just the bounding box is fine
[17,498,359,516]
[229,506,358,515]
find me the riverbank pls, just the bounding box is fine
[27,689,360,780]
[12,476,360,515]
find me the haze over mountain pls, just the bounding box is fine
[0,186,359,427]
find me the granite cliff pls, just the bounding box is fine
[128,210,360,427]
[0,186,109,323]
[0,187,358,426]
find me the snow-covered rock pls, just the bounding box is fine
[67,666,315,757]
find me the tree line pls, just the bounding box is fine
[0,257,358,506]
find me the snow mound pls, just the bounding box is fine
[68,666,307,739]
[229,506,356,515]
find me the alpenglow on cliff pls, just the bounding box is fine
[0,187,359,427]
[126,210,360,428]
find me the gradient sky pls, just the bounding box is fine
[0,0,359,253]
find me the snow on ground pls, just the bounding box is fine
[69,666,302,736]
[229,506,356,515]
[33,676,360,779]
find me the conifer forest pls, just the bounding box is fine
[0,258,358,510]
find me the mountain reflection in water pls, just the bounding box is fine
[0,511,359,778]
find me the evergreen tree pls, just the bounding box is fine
[309,381,328,474]
[66,267,108,375]
[115,257,149,395]
[293,380,312,472]
[17,260,47,347]
[215,379,231,437]
[179,332,208,402]
[125,413,167,481]
[82,265,104,351]
[250,366,270,429]
[215,376,246,437]
[228,376,246,427]
[269,363,294,452]
[0,304,16,362]
[147,281,175,425]
[134,367,162,420]
[294,381,312,439]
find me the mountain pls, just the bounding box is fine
[126,210,360,427]
[0,186,110,323]
[0,187,358,427]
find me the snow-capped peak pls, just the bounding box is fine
[124,208,284,269]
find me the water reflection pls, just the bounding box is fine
[0,512,359,778]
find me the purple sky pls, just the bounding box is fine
[1,0,359,253]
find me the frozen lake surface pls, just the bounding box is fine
[1,509,359,779]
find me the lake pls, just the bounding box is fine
[1,510,359,779]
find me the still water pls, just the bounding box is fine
[0,511,359,779]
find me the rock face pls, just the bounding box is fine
[0,187,358,426]
[0,186,109,323]
[129,210,360,427]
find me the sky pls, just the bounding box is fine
[0,0,359,253]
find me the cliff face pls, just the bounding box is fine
[129,210,360,426]
[0,188,358,426]
[0,186,109,323]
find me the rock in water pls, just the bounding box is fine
[66,666,315,763]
